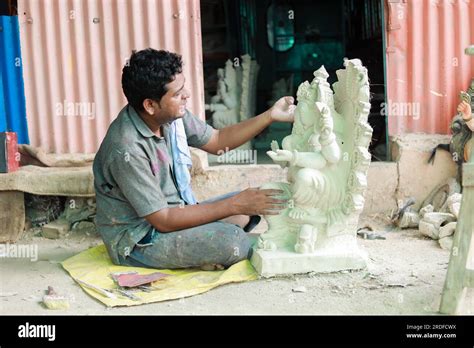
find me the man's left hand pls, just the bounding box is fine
[268,96,296,123]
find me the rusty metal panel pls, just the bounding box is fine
[17,0,204,154]
[385,0,474,135]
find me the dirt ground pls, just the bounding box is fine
[1,214,472,315]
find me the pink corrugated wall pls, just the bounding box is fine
[385,0,474,135]
[17,0,204,154]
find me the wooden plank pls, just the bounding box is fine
[440,141,474,313]
[439,185,473,313]
[465,270,474,288]
[462,163,474,187]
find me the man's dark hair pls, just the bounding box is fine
[121,48,183,111]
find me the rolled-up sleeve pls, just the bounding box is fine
[183,110,214,148]
[108,151,168,217]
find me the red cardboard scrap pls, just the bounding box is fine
[0,132,19,173]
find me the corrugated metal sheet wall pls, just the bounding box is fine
[0,15,29,144]
[385,0,474,135]
[18,0,204,154]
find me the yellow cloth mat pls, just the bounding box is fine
[62,244,258,307]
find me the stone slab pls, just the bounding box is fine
[251,248,368,278]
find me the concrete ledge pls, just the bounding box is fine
[192,161,399,215]
[391,134,457,210]
[0,165,94,197]
[192,164,288,201]
[0,134,457,216]
[363,162,398,215]
[0,148,208,198]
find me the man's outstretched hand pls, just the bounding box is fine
[229,188,287,216]
[268,96,297,123]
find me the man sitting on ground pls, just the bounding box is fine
[93,48,295,270]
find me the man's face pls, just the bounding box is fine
[153,73,190,123]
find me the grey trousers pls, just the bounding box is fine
[120,192,253,269]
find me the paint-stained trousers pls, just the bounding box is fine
[119,192,253,269]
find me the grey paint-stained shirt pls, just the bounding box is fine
[93,105,214,264]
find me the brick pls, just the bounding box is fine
[42,219,70,239]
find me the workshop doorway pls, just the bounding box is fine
[201,0,388,163]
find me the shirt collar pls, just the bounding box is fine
[128,105,163,139]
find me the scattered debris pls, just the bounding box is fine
[71,221,97,235]
[137,285,164,292]
[25,194,65,227]
[397,211,420,229]
[113,288,141,301]
[26,195,97,239]
[439,236,454,250]
[446,193,462,218]
[419,204,434,217]
[438,222,457,239]
[391,179,463,246]
[110,271,138,278]
[42,286,70,310]
[391,197,417,228]
[29,226,42,237]
[420,178,460,213]
[419,212,456,240]
[418,220,439,240]
[41,219,70,239]
[393,197,416,220]
[75,279,117,299]
[385,283,412,288]
[358,225,373,232]
[413,179,463,250]
[362,284,383,290]
[423,212,456,227]
[292,286,307,293]
[357,228,386,240]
